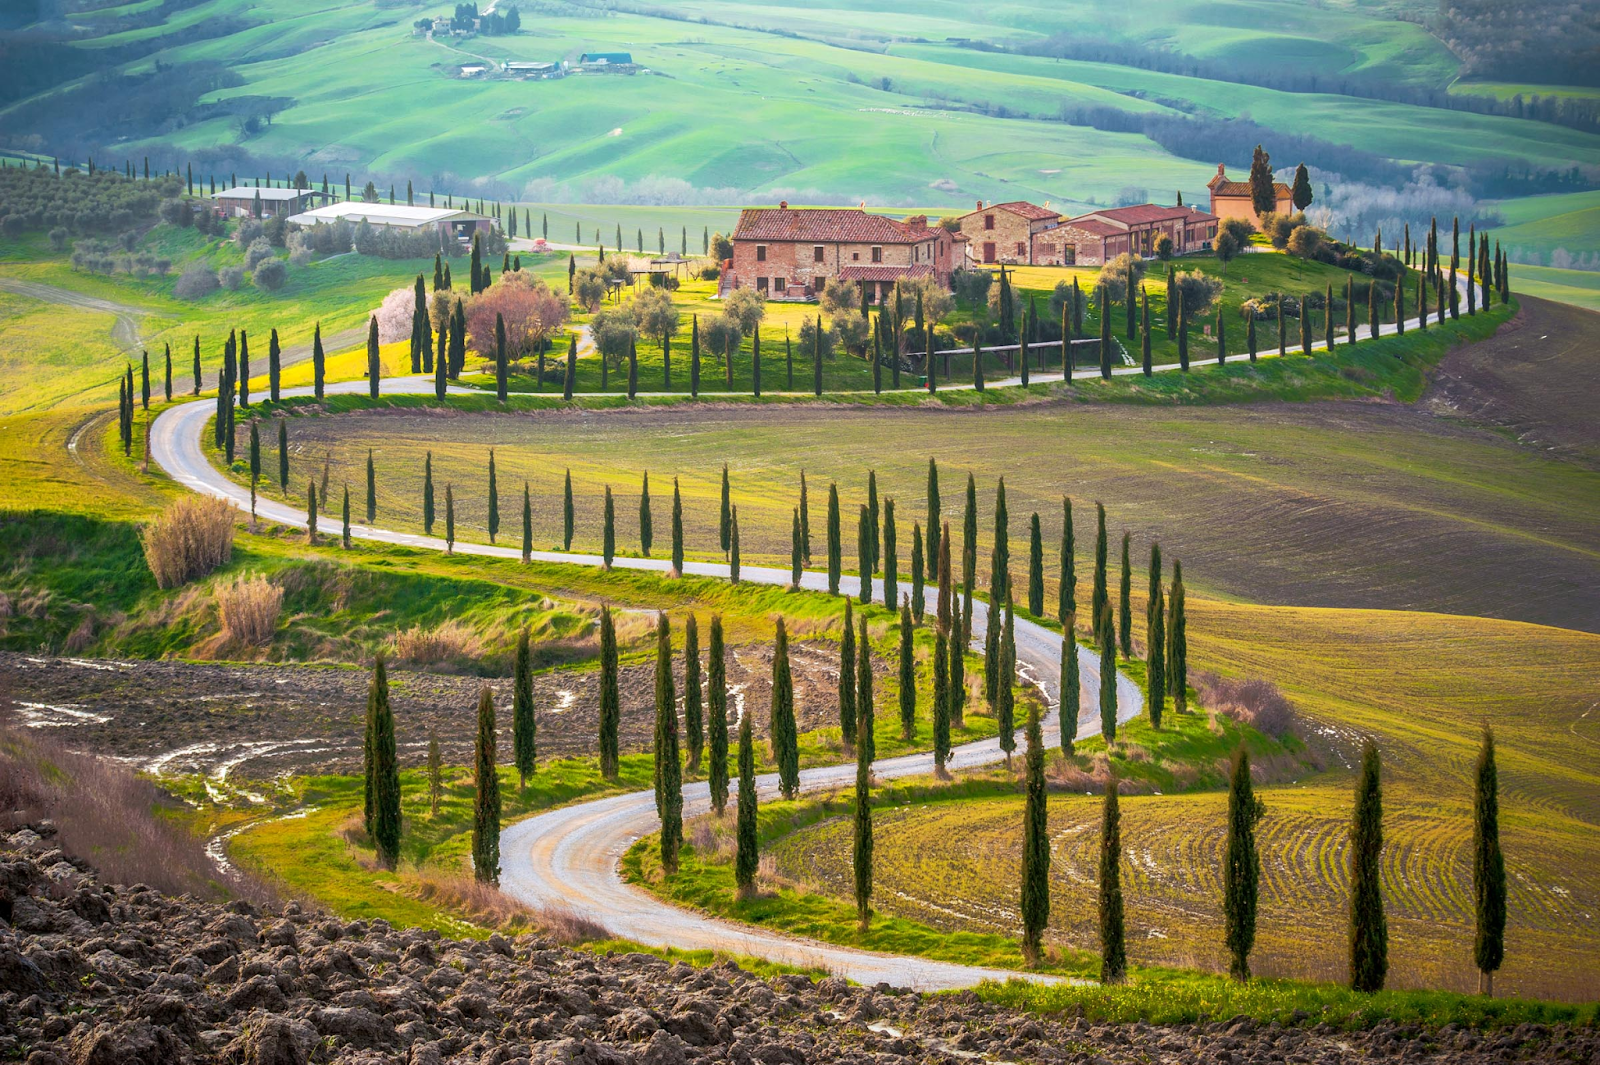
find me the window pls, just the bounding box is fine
[755,245,767,262]
[913,246,919,263]
[1016,241,1025,256]
[871,246,882,263]
[852,251,860,261]
[756,276,769,292]
[984,215,995,230]
[775,277,786,291]
[813,246,825,263]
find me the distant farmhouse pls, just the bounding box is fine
[956,200,1068,266]
[727,203,962,303]
[214,186,315,219]
[953,198,1217,267]
[1207,163,1291,228]
[285,203,495,244]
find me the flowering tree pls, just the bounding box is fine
[374,285,416,344]
[465,274,569,359]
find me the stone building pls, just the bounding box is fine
[726,204,960,304]
[1057,204,1219,265]
[953,200,1067,265]
[1206,163,1293,228]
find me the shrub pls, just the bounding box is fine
[1198,673,1297,739]
[1218,217,1255,247]
[174,264,220,300]
[1094,252,1147,305]
[951,268,992,306]
[234,218,264,248]
[723,286,766,333]
[1153,232,1174,260]
[215,574,283,646]
[699,265,720,281]
[834,310,870,355]
[243,237,275,271]
[1170,269,1225,318]
[218,265,244,290]
[141,494,235,589]
[391,618,485,668]
[252,257,287,291]
[796,315,836,359]
[47,226,68,251]
[1287,224,1325,260]
[820,277,857,315]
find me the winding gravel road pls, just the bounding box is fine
[148,273,1481,987]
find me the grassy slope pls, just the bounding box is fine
[1507,264,1600,311]
[0,290,128,416]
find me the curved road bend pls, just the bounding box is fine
[149,376,1142,988]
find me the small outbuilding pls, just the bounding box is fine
[285,203,495,244]
[213,186,315,219]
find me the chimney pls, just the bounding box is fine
[976,200,983,210]
[778,200,788,209]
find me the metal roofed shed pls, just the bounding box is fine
[285,203,494,243]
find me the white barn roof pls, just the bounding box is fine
[215,186,309,201]
[286,203,487,228]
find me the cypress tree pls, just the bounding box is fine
[813,315,823,396]
[1474,728,1506,995]
[1141,288,1152,375]
[230,334,241,407]
[771,617,799,799]
[471,686,501,884]
[1276,296,1287,356]
[1099,776,1126,984]
[1098,288,1112,379]
[983,553,1002,710]
[798,470,812,565]
[513,629,536,788]
[734,702,758,898]
[1224,746,1263,981]
[192,335,201,396]
[1299,296,1311,356]
[867,471,880,573]
[857,613,874,764]
[278,420,289,493]
[1059,496,1076,629]
[487,449,499,545]
[342,486,351,548]
[1346,278,1357,344]
[1060,631,1080,754]
[627,334,638,399]
[423,452,435,534]
[367,315,380,399]
[435,318,448,400]
[998,597,1016,765]
[1168,561,1187,714]
[1395,274,1405,335]
[1147,550,1165,728]
[932,529,952,773]
[790,508,803,588]
[910,522,925,622]
[602,486,615,568]
[1020,699,1049,965]
[1024,512,1044,616]
[1247,307,1257,362]
[563,469,574,551]
[363,449,376,524]
[444,483,454,553]
[718,464,731,556]
[427,734,442,817]
[639,471,653,557]
[248,420,261,512]
[1177,290,1188,370]
[898,602,915,740]
[689,315,701,398]
[1219,306,1228,364]
[852,698,873,930]
[163,343,172,403]
[752,324,761,397]
[857,505,872,605]
[882,498,898,607]
[564,333,576,401]
[1348,740,1387,992]
[495,313,508,401]
[1118,531,1132,657]
[708,616,729,814]
[363,666,376,837]
[653,613,682,874]
[827,481,842,595]
[671,478,684,576]
[598,605,620,780]
[729,505,741,584]
[306,480,318,543]
[925,458,941,583]
[1099,602,1117,743]
[1417,272,1428,331]
[370,658,401,870]
[684,615,703,772]
[521,482,532,563]
[1091,502,1108,628]
[839,599,857,743]
[1369,281,1380,338]
[961,473,977,643]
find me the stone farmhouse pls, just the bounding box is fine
[726,204,963,304]
[1207,163,1292,228]
[1053,204,1220,266]
[955,200,1071,266]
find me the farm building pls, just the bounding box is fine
[726,204,961,304]
[955,200,1070,266]
[1056,204,1219,266]
[213,186,316,219]
[505,60,560,78]
[285,203,495,244]
[578,52,635,71]
[1207,163,1292,228]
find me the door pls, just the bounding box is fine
[983,242,996,264]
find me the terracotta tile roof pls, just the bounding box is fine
[733,208,931,244]
[971,200,1061,222]
[1059,219,1122,238]
[1074,203,1200,226]
[836,264,934,282]
[1211,180,1291,198]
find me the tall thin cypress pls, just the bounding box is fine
[925,458,941,583]
[306,480,318,544]
[192,335,201,395]
[932,529,952,773]
[734,703,758,898]
[799,469,812,564]
[366,315,380,400]
[639,471,653,557]
[827,482,842,595]
[729,506,740,584]
[341,486,351,548]
[997,597,1016,765]
[719,464,731,556]
[653,613,682,874]
[1224,746,1263,980]
[910,523,925,623]
[1141,288,1152,375]
[1091,502,1109,630]
[1168,561,1187,714]
[563,469,574,551]
[882,498,898,608]
[683,615,703,772]
[1118,531,1132,657]
[857,613,874,764]
[1147,550,1166,728]
[602,486,615,568]
[471,686,501,884]
[771,617,799,799]
[444,483,454,553]
[839,599,857,743]
[521,483,532,563]
[898,603,915,740]
[708,616,729,814]
[1099,777,1126,984]
[422,452,435,534]
[371,658,401,869]
[278,420,290,493]
[1099,602,1117,742]
[163,342,172,402]
[487,449,499,544]
[867,471,879,573]
[512,629,537,788]
[598,605,620,780]
[1474,728,1506,995]
[1020,700,1049,965]
[1060,631,1080,754]
[856,505,872,605]
[1059,496,1076,629]
[1348,740,1387,992]
[671,477,684,576]
[852,701,873,931]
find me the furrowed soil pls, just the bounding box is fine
[0,641,855,783]
[258,391,1600,633]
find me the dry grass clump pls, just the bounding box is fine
[539,905,608,945]
[0,723,275,905]
[215,574,284,647]
[391,618,485,668]
[1197,673,1298,739]
[141,494,235,589]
